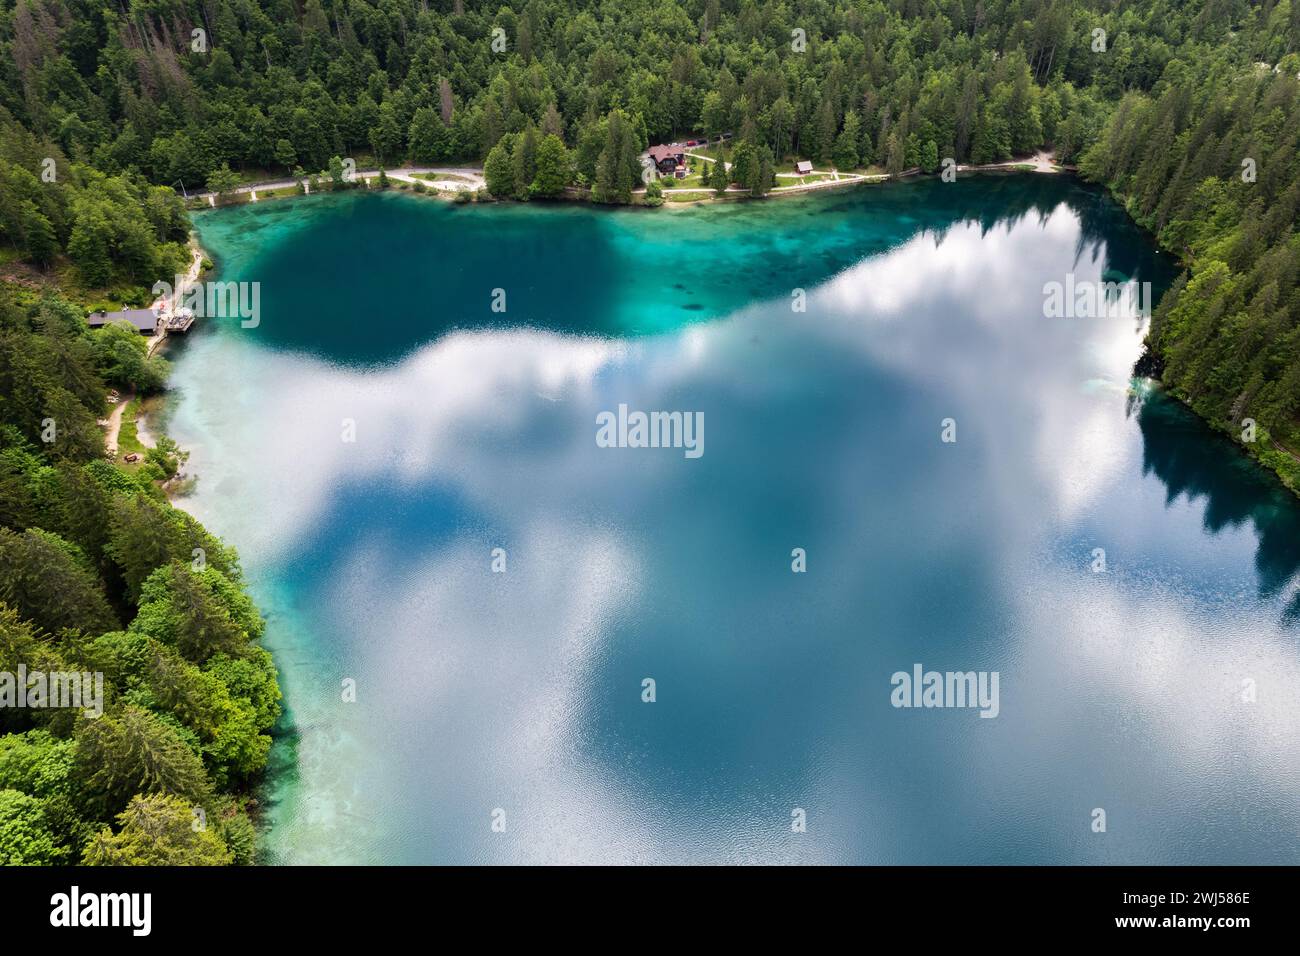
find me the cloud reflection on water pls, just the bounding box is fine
[170,197,1300,864]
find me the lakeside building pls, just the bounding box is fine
[86,307,158,334]
[649,144,686,173]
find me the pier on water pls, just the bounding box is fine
[162,309,196,333]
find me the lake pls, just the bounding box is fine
[168,177,1300,864]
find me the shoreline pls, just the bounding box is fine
[142,235,208,501]
[146,244,206,358]
[142,235,287,856]
[192,151,1069,214]
[97,240,207,486]
[1088,179,1300,500]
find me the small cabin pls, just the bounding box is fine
[87,308,158,334]
[795,160,814,175]
[674,165,687,179]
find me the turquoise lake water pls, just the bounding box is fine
[170,178,1300,864]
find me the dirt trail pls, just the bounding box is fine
[192,166,486,202]
[103,389,134,456]
[103,243,202,457]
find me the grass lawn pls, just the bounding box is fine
[115,397,148,467]
[661,165,711,189]
[776,172,840,186]
[769,159,888,176]
[684,144,724,161]
[674,148,888,181]
[413,172,477,184]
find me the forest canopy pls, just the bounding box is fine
[0,289,280,865]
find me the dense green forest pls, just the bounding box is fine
[2,0,1226,210]
[0,290,280,863]
[0,0,1298,863]
[1081,34,1300,488]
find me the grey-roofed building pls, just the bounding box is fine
[87,308,158,334]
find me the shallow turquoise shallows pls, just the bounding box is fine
[168,178,1300,864]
